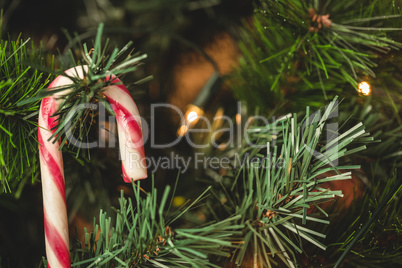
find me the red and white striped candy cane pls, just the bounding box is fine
[103,75,147,182]
[38,66,147,267]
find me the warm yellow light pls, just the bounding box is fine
[236,113,241,126]
[358,81,371,96]
[177,124,189,137]
[187,111,198,122]
[172,196,186,207]
[177,104,204,136]
[184,105,204,124]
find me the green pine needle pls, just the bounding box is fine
[0,36,53,197]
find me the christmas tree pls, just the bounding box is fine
[0,0,401,267]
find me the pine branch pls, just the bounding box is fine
[331,88,402,170]
[0,35,54,197]
[333,172,402,268]
[301,96,402,267]
[204,97,376,267]
[62,179,242,268]
[232,0,402,112]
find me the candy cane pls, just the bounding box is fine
[38,66,147,267]
[102,75,147,182]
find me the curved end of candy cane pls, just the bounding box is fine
[122,162,148,182]
[103,79,148,183]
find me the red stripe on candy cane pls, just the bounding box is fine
[44,210,71,268]
[103,85,147,182]
[41,98,59,133]
[38,131,66,206]
[107,97,143,151]
[108,97,146,181]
